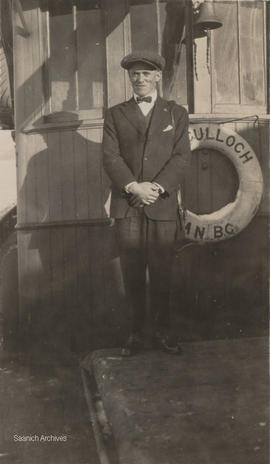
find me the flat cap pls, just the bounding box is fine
[121,51,165,71]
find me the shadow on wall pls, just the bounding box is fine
[17,113,130,354]
[12,14,130,350]
[20,112,110,223]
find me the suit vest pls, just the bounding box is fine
[133,105,154,182]
[134,104,154,133]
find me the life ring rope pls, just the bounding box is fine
[181,124,263,242]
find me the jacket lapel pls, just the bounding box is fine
[119,98,146,135]
[147,97,172,139]
[118,96,173,138]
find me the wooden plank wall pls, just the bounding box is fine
[13,0,269,350]
[16,127,126,350]
[171,118,269,341]
[17,224,127,350]
[13,0,128,351]
[211,0,266,114]
[17,127,107,225]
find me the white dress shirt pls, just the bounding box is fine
[134,89,157,116]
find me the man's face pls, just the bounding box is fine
[128,62,161,97]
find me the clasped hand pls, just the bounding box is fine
[128,182,160,208]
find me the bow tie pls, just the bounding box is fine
[136,96,152,103]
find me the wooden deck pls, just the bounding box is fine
[0,350,99,464]
[84,337,269,464]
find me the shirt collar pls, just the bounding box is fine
[133,89,158,103]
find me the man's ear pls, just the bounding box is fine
[155,71,162,82]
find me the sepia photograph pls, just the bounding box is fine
[0,0,268,463]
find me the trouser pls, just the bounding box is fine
[115,214,178,334]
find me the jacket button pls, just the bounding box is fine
[144,157,148,160]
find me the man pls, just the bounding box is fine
[103,51,191,356]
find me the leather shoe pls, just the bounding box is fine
[152,331,182,355]
[121,333,144,357]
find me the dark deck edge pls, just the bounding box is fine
[80,362,119,464]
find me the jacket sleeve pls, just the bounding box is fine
[153,106,191,194]
[102,108,136,190]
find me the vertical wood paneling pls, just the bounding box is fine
[75,226,95,351]
[74,128,89,219]
[14,1,268,348]
[17,231,41,328]
[49,2,76,112]
[60,130,76,220]
[87,227,106,332]
[17,232,28,327]
[197,149,212,213]
[164,45,187,105]
[31,4,43,122]
[13,3,25,128]
[160,1,187,105]
[19,124,106,225]
[77,5,105,109]
[17,132,49,226]
[176,117,268,340]
[239,1,265,106]
[47,131,62,221]
[50,228,64,314]
[15,0,44,225]
[17,134,27,224]
[104,0,131,106]
[173,218,268,341]
[26,236,41,325]
[193,37,211,114]
[257,121,269,214]
[212,1,239,105]
[185,145,238,215]
[39,6,51,115]
[210,149,238,212]
[86,127,104,218]
[233,119,269,215]
[184,152,198,214]
[35,133,50,223]
[234,121,259,155]
[63,228,78,310]
[76,227,92,314]
[212,0,267,113]
[20,224,126,351]
[21,6,34,125]
[130,2,157,51]
[25,134,37,224]
[37,229,52,311]
[14,1,33,225]
[64,227,79,350]
[16,1,43,127]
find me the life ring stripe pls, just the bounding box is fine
[182,124,263,242]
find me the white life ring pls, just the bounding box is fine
[180,124,264,243]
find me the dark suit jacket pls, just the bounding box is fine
[102,96,191,220]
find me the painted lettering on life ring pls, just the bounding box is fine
[184,221,235,240]
[178,124,263,243]
[189,126,254,164]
